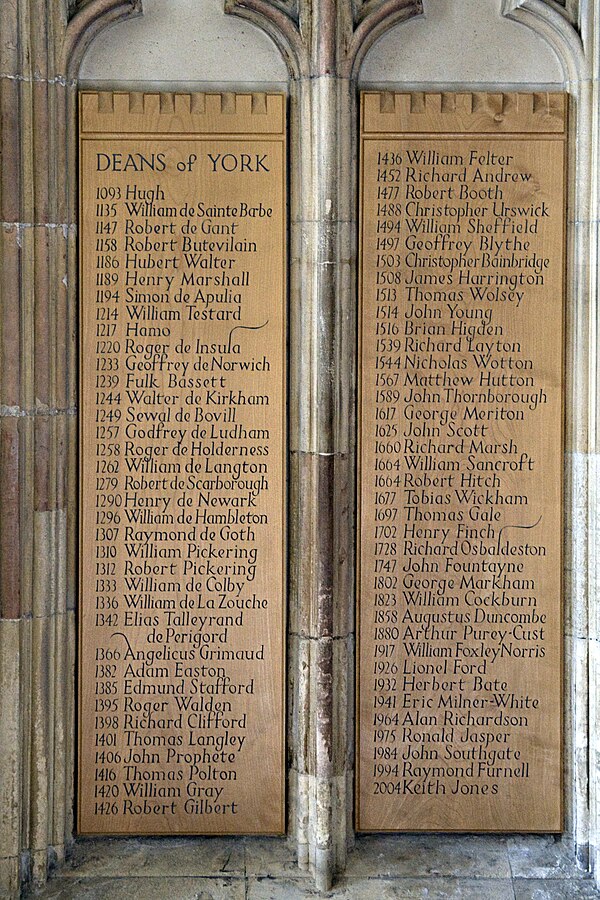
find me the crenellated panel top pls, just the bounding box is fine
[80,91,285,135]
[362,91,567,135]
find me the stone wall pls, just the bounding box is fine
[1,0,598,896]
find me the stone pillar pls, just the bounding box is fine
[503,0,599,884]
[226,0,422,890]
[1,2,72,890]
[0,3,140,896]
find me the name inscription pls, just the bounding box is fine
[357,92,565,832]
[79,92,286,835]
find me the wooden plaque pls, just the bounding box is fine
[79,92,286,835]
[357,92,566,832]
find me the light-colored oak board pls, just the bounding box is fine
[357,92,566,833]
[79,92,286,836]
[362,91,567,136]
[80,91,285,135]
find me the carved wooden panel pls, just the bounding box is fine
[357,91,566,831]
[79,92,286,835]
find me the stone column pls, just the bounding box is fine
[503,0,599,887]
[1,3,72,890]
[226,0,422,890]
[0,3,140,896]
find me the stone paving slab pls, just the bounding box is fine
[29,835,600,899]
[345,834,512,878]
[60,837,245,878]
[508,835,581,879]
[246,876,517,899]
[32,871,600,899]
[244,837,311,878]
[513,878,600,898]
[33,876,246,899]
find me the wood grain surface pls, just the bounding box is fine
[357,91,566,832]
[79,92,286,835]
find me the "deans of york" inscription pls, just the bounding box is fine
[357,92,566,832]
[79,92,286,835]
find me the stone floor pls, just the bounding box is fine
[31,834,600,899]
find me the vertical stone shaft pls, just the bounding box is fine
[1,1,140,896]
[0,1,74,894]
[292,72,354,890]
[288,1,422,887]
[287,0,356,887]
[587,3,600,883]
[227,0,419,889]
[1,1,36,893]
